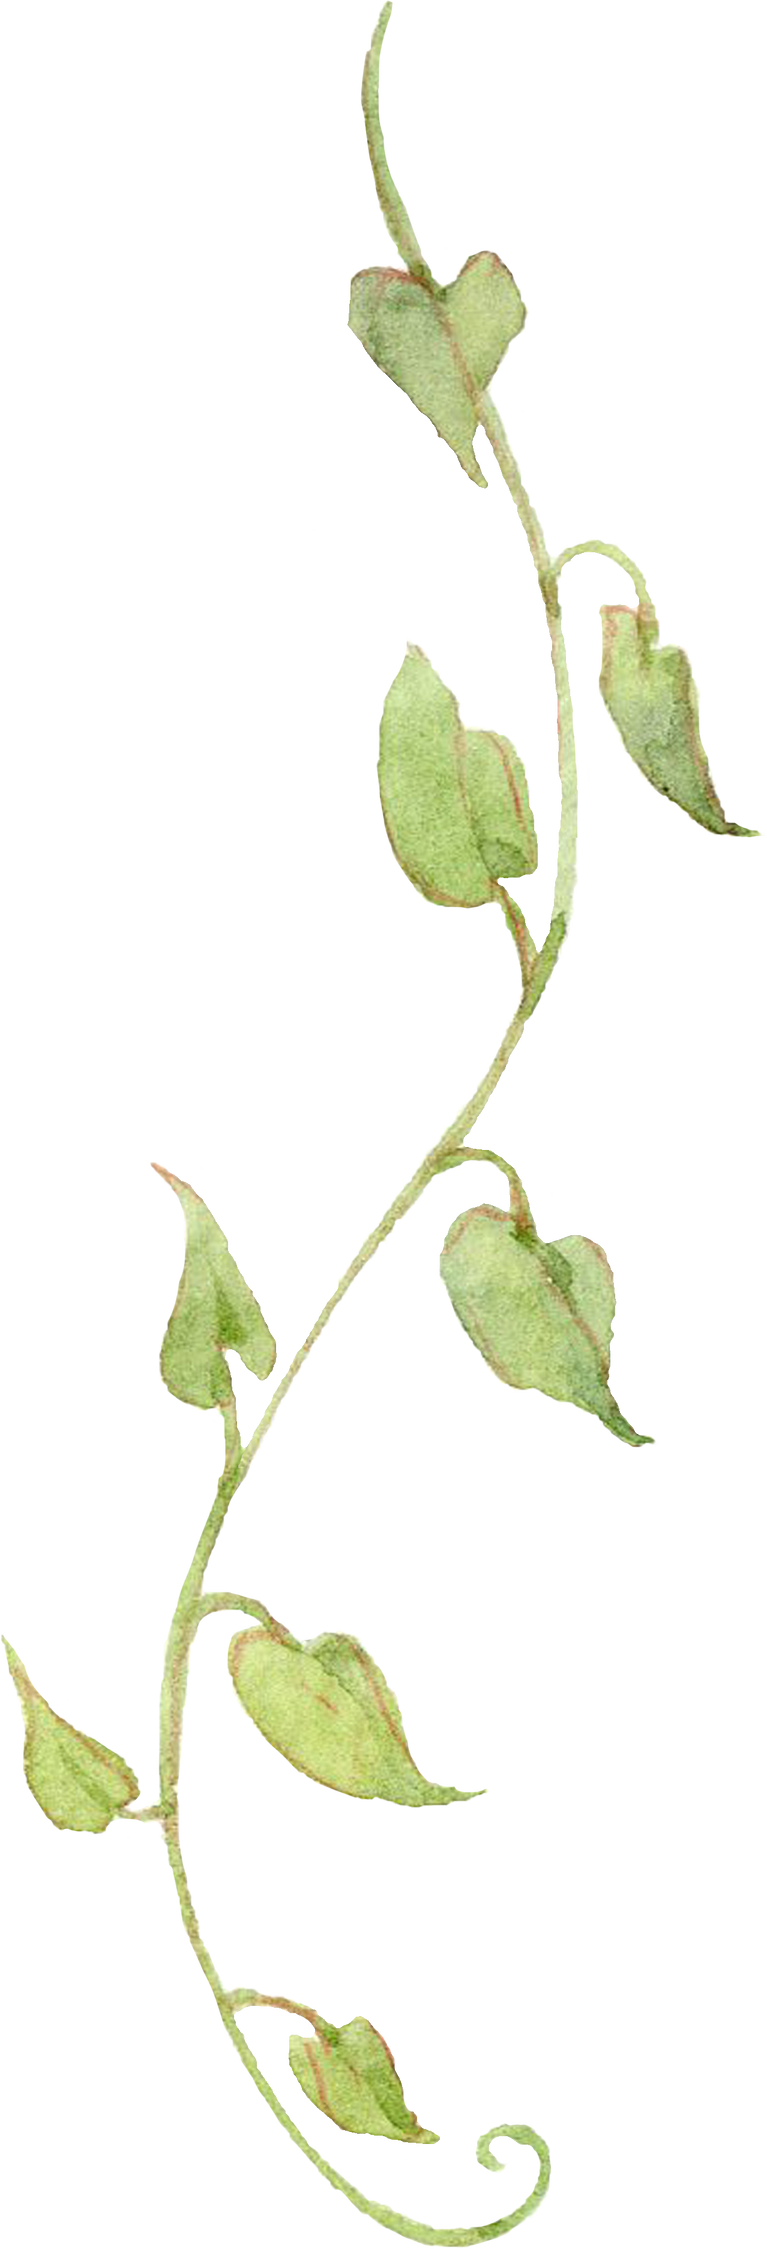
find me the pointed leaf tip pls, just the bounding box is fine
[156,1168,276,1408]
[229,1621,479,1806]
[289,2014,438,2143]
[441,1206,651,1446]
[600,607,752,835]
[349,252,524,486]
[379,649,537,909]
[5,1643,139,1832]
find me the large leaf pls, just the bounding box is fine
[349,252,524,486]
[464,729,537,879]
[441,1204,650,1447]
[228,1620,478,1806]
[379,647,490,906]
[600,606,752,835]
[4,1640,139,1833]
[155,1166,276,1409]
[379,648,536,908]
[289,2013,438,2143]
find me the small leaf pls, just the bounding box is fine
[445,251,526,391]
[228,1620,478,1806]
[464,730,537,879]
[441,1205,650,1447]
[155,1166,276,1409]
[3,1640,139,1833]
[349,253,524,486]
[379,647,491,906]
[600,606,753,835]
[289,2014,438,2144]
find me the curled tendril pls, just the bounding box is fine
[165,1817,548,2240]
[225,2002,550,2247]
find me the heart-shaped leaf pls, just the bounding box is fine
[464,729,537,879]
[349,252,524,486]
[441,1204,650,1447]
[155,1166,276,1409]
[228,1620,478,1806]
[600,606,752,835]
[289,2014,438,2143]
[4,1640,139,1832]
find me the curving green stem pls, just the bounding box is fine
[167,1826,553,2249]
[155,922,564,1835]
[157,5,574,2238]
[155,944,562,2213]
[548,538,655,623]
[362,1,436,288]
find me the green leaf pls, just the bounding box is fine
[349,252,524,486]
[289,2014,438,2144]
[464,730,538,879]
[446,251,526,391]
[228,1620,478,1806]
[155,1166,276,1409]
[3,1640,139,1832]
[307,1631,409,1732]
[441,1204,651,1447]
[379,647,491,906]
[600,606,753,835]
[379,648,536,910]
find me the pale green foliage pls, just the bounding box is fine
[464,731,537,879]
[447,254,526,391]
[228,1622,478,1806]
[4,1640,138,1832]
[441,1205,650,1447]
[290,2014,438,2144]
[310,1637,407,1736]
[380,648,489,904]
[156,1166,276,1409]
[379,648,536,907]
[349,253,524,486]
[600,606,752,835]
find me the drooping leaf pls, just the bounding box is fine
[228,1619,478,1806]
[464,730,538,879]
[441,1204,650,1447]
[600,606,752,835]
[289,2013,438,2143]
[3,1640,139,1832]
[155,1166,276,1409]
[349,252,524,486]
[379,647,491,906]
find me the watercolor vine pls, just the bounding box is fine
[4,8,752,2243]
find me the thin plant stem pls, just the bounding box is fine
[493,884,536,988]
[548,538,655,617]
[362,2,435,287]
[163,1826,548,2249]
[156,8,568,2237]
